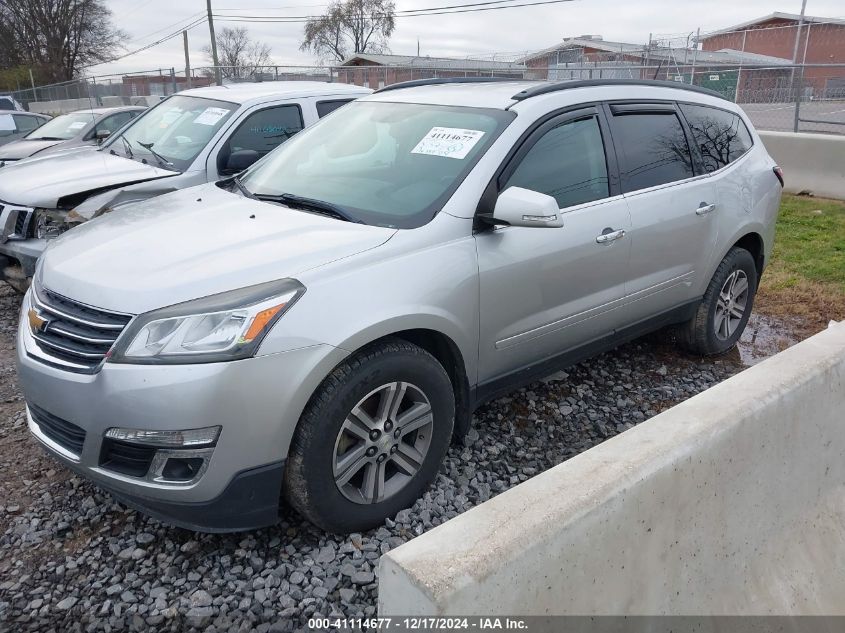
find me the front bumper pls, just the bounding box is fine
[17,291,348,531]
[0,238,46,279]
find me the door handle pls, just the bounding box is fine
[596,228,626,244]
[696,202,716,216]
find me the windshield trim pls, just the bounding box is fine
[240,101,516,230]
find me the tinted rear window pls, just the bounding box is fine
[610,111,694,192]
[680,103,753,172]
[317,100,353,118]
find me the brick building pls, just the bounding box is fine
[699,13,845,98]
[521,36,792,100]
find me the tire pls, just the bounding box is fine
[284,339,455,533]
[680,247,758,356]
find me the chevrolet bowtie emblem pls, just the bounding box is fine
[27,308,49,333]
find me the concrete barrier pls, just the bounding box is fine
[379,322,845,616]
[101,96,127,108]
[759,131,845,200]
[28,98,97,116]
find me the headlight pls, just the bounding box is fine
[33,208,72,240]
[109,279,305,364]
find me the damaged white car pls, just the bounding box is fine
[0,81,370,291]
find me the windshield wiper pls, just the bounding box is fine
[254,192,362,224]
[138,141,175,170]
[229,175,255,199]
[120,135,134,159]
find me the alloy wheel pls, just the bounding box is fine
[332,381,433,504]
[714,269,749,340]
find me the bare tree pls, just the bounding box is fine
[300,0,396,63]
[0,0,125,83]
[203,27,272,80]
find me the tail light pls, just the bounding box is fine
[773,166,784,187]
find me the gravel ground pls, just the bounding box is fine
[0,284,793,632]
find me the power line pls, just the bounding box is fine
[82,16,207,70]
[124,11,208,45]
[212,0,582,23]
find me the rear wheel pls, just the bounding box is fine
[680,247,758,356]
[284,339,454,533]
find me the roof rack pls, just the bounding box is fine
[374,76,519,94]
[511,78,728,102]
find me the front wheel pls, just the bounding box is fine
[680,247,758,356]
[284,339,454,533]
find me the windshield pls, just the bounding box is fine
[240,101,514,228]
[107,95,237,172]
[25,112,95,140]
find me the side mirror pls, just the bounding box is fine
[95,129,111,143]
[490,187,563,228]
[224,149,260,174]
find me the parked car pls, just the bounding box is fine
[0,111,51,147]
[0,106,145,166]
[0,82,371,291]
[0,95,24,111]
[17,78,782,533]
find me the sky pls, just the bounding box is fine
[92,0,845,76]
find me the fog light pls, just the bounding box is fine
[104,426,220,448]
[161,457,205,481]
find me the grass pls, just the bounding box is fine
[755,194,845,335]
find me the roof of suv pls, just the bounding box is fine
[178,81,372,106]
[366,78,733,111]
[70,106,147,116]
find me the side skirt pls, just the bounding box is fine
[470,299,700,410]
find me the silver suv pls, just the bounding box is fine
[17,79,782,533]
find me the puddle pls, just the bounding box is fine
[733,313,801,366]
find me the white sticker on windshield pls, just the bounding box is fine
[194,107,229,126]
[411,127,485,159]
[68,121,87,131]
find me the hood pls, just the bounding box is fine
[0,148,174,208]
[0,139,63,160]
[40,183,397,314]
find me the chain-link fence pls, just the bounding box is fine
[6,20,844,134]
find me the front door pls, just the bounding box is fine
[475,108,632,384]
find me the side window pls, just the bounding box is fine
[96,112,134,135]
[504,115,609,209]
[317,99,353,118]
[680,103,753,172]
[609,111,694,192]
[13,115,41,134]
[0,113,17,137]
[219,105,304,171]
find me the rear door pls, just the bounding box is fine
[475,106,632,383]
[604,102,719,321]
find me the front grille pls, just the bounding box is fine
[29,403,86,455]
[14,208,29,236]
[30,286,133,372]
[99,439,156,477]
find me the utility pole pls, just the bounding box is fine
[206,0,222,86]
[791,0,807,132]
[689,27,700,85]
[183,30,192,89]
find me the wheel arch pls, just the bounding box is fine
[731,231,765,283]
[332,320,474,442]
